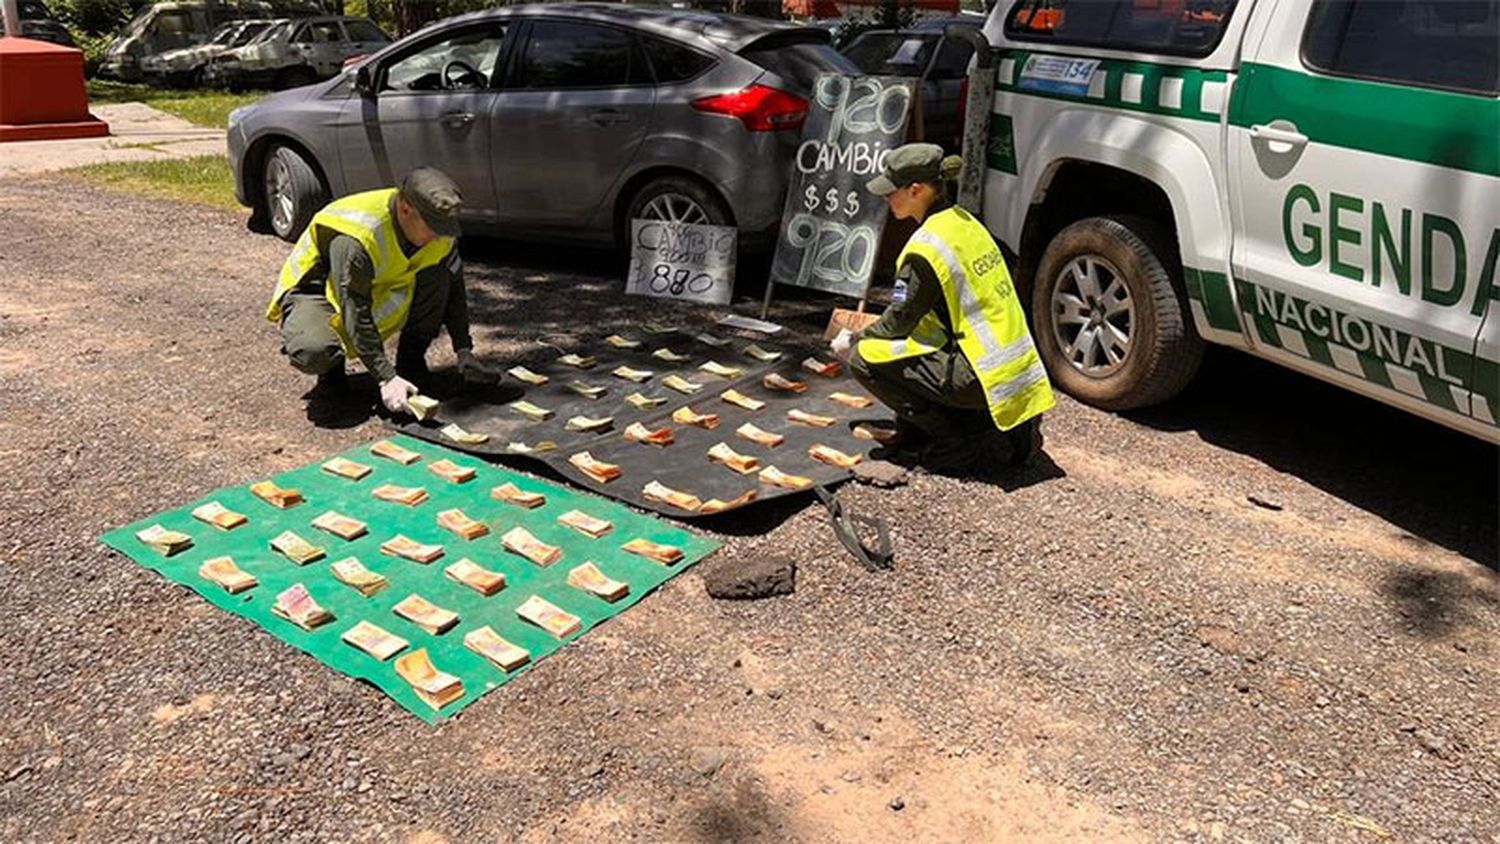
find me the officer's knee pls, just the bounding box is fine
[847,349,880,386]
[284,339,342,375]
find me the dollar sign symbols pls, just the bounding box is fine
[803,184,820,212]
[825,187,840,214]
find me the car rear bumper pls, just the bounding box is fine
[227,125,250,207]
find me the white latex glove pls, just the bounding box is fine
[455,348,501,382]
[830,328,853,361]
[379,375,418,414]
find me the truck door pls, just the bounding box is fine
[1227,0,1499,438]
[1475,302,1499,434]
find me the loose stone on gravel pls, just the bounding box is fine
[689,748,725,778]
[702,555,796,600]
[852,460,909,488]
[1247,493,1284,511]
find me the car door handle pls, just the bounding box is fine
[588,109,629,126]
[1250,122,1308,147]
[440,111,475,128]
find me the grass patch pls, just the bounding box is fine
[68,155,240,211]
[87,80,268,129]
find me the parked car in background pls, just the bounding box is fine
[142,18,273,87]
[17,0,75,47]
[226,4,859,248]
[207,15,390,91]
[98,0,278,81]
[840,16,982,151]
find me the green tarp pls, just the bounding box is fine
[100,435,718,724]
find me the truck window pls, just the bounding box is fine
[1302,0,1499,96]
[1004,0,1238,58]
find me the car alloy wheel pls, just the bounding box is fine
[265,154,295,236]
[639,192,709,225]
[1050,254,1135,377]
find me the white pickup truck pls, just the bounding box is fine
[970,0,1498,443]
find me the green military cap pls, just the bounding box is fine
[866,142,945,196]
[400,167,463,238]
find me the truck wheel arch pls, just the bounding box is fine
[1013,110,1231,284]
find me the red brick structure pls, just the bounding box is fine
[0,36,109,142]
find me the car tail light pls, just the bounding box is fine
[692,84,808,132]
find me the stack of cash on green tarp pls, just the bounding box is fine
[100,435,719,723]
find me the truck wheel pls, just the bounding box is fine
[261,145,326,242]
[1031,215,1203,410]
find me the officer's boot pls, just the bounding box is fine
[1005,418,1045,468]
[312,355,349,395]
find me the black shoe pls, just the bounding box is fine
[917,438,977,476]
[313,365,349,395]
[1006,419,1044,468]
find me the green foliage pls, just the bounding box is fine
[66,155,240,211]
[828,0,919,51]
[87,80,266,126]
[73,30,117,75]
[49,0,139,36]
[879,0,918,28]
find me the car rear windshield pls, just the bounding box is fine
[1004,0,1238,58]
[740,35,861,95]
[843,33,940,77]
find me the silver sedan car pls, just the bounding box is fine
[227,3,859,249]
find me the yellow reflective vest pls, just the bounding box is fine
[265,188,456,357]
[857,206,1055,430]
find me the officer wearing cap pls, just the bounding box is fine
[830,143,1054,469]
[265,167,500,415]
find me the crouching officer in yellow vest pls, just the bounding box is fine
[265,167,500,415]
[830,144,1054,469]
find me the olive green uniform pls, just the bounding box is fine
[278,199,471,383]
[850,198,990,439]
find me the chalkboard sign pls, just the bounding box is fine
[770,74,916,299]
[626,219,737,306]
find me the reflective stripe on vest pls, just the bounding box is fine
[265,189,455,358]
[877,207,1056,431]
[908,228,1032,374]
[857,308,948,363]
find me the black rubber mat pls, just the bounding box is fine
[394,328,894,518]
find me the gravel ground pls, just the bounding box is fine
[0,175,1496,843]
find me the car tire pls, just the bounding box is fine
[623,175,732,243]
[261,145,326,243]
[1031,215,1203,410]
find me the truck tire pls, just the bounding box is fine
[1030,215,1203,410]
[261,145,326,243]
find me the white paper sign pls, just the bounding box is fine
[626,219,737,306]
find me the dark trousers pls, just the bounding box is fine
[850,347,1041,457]
[278,274,454,376]
[850,346,987,437]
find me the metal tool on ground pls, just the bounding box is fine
[815,485,892,571]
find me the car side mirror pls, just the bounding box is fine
[354,64,375,96]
